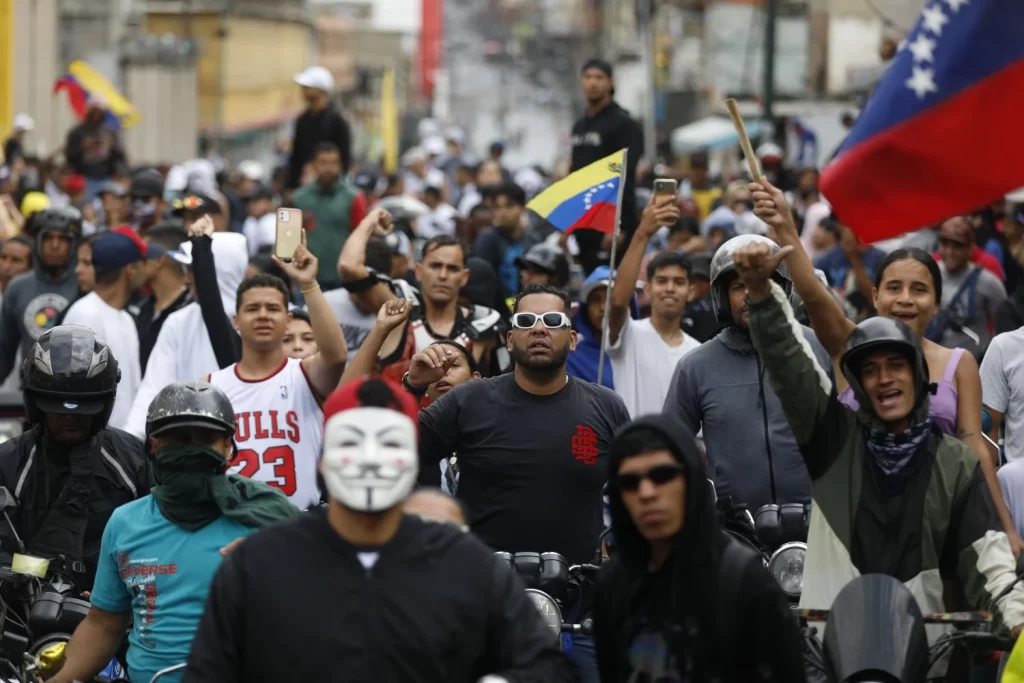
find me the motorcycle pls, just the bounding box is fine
[495,551,598,649]
[0,486,125,682]
[804,573,1014,683]
[753,502,809,606]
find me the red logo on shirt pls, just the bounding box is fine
[572,425,599,465]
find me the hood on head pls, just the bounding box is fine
[210,232,249,313]
[576,266,639,330]
[607,414,720,573]
[461,257,510,317]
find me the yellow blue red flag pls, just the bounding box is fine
[527,149,625,235]
[53,60,140,130]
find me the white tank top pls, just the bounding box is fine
[208,357,324,510]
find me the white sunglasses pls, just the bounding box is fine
[511,311,571,330]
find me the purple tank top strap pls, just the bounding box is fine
[943,348,966,384]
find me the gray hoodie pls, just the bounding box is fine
[0,239,80,382]
[662,325,832,512]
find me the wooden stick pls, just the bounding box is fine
[726,98,762,182]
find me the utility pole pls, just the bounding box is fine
[638,0,657,164]
[762,0,779,130]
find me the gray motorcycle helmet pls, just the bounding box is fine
[709,234,793,324]
[839,317,931,415]
[146,380,236,439]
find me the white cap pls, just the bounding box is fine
[423,136,446,156]
[293,66,335,92]
[446,127,464,144]
[238,160,265,181]
[402,146,427,166]
[1006,187,1024,203]
[756,142,784,160]
[12,113,34,131]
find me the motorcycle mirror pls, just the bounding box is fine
[0,487,17,513]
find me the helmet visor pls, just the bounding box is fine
[33,395,106,415]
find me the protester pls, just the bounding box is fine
[752,179,1024,554]
[403,487,468,528]
[471,183,544,295]
[594,414,805,682]
[0,326,151,590]
[62,227,159,430]
[282,308,318,359]
[663,234,829,513]
[124,229,248,439]
[182,376,574,683]
[570,58,642,274]
[0,207,82,383]
[414,283,631,681]
[736,238,1024,636]
[567,267,617,389]
[0,233,32,294]
[207,244,348,509]
[981,327,1024,463]
[606,196,699,417]
[292,142,367,290]
[135,223,192,369]
[49,381,296,683]
[129,168,165,233]
[287,66,351,188]
[64,99,125,200]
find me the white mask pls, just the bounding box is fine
[321,407,419,512]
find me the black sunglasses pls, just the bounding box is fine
[617,463,685,492]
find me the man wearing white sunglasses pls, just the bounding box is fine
[413,282,630,683]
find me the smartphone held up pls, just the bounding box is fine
[275,208,303,262]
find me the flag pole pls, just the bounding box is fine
[596,148,628,387]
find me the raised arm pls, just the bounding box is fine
[750,180,855,358]
[737,241,848,479]
[284,240,348,398]
[189,216,241,367]
[340,299,412,383]
[607,196,678,345]
[337,207,399,312]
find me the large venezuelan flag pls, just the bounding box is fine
[53,60,140,130]
[527,149,625,235]
[821,0,1024,241]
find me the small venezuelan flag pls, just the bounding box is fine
[52,60,141,130]
[527,149,626,235]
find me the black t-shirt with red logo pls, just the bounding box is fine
[419,373,630,563]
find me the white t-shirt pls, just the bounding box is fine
[243,213,276,257]
[980,328,1024,462]
[208,357,324,510]
[61,292,142,431]
[606,317,701,419]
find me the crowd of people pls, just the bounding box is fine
[0,52,1023,683]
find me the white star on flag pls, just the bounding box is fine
[907,35,936,63]
[906,66,939,98]
[942,0,968,12]
[921,4,949,36]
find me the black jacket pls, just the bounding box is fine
[570,101,642,240]
[0,426,152,588]
[594,414,805,683]
[183,511,574,683]
[287,104,352,189]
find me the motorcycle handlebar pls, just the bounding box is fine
[561,618,593,636]
[568,564,601,576]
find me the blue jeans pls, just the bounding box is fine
[562,589,599,683]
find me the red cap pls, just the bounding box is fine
[64,174,86,193]
[322,375,419,431]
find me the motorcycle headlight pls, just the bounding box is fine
[768,542,805,598]
[525,589,562,639]
[0,419,22,446]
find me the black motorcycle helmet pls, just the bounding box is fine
[32,206,83,240]
[709,234,792,324]
[839,317,931,416]
[513,243,570,287]
[21,325,120,432]
[146,380,236,440]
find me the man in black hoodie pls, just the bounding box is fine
[184,376,572,683]
[570,58,643,275]
[594,414,805,683]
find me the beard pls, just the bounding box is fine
[511,340,570,376]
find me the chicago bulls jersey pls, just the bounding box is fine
[207,357,323,510]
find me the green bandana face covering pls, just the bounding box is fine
[151,444,299,531]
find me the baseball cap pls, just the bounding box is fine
[64,174,86,194]
[242,183,273,201]
[97,180,128,198]
[92,226,164,276]
[293,66,334,92]
[12,113,34,131]
[130,169,165,199]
